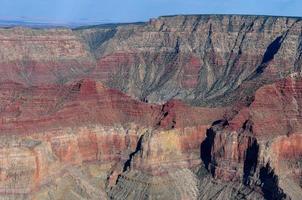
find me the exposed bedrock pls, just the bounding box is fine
[230,75,302,138]
[76,15,302,106]
[1,15,302,106]
[200,119,259,182]
[0,14,302,199]
[0,28,96,86]
[197,76,302,199]
[0,126,144,199]
[0,77,228,199]
[197,120,295,200]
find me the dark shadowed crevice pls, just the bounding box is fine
[246,35,284,82]
[156,110,169,127]
[174,37,181,54]
[155,102,174,127]
[253,35,283,76]
[192,15,202,32]
[243,139,259,185]
[246,20,299,83]
[294,32,302,72]
[242,119,254,132]
[123,134,144,172]
[171,119,176,129]
[211,119,229,126]
[200,128,216,176]
[259,163,287,200]
[260,36,283,65]
[200,119,229,176]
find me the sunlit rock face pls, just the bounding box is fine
[78,15,302,106]
[0,14,301,199]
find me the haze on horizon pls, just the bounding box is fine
[1,0,302,25]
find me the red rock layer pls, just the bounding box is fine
[0,15,302,199]
[77,15,302,105]
[0,27,95,86]
[0,127,141,194]
[230,76,302,137]
[271,133,302,180]
[204,76,302,195]
[0,78,227,195]
[0,79,160,134]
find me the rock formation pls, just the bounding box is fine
[0,14,301,199]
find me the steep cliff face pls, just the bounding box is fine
[202,75,302,199]
[0,14,301,200]
[77,15,302,106]
[0,27,96,86]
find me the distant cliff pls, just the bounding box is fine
[76,15,302,106]
[0,15,301,200]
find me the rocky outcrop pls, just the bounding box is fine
[230,75,302,137]
[76,15,302,106]
[0,27,95,86]
[0,78,226,199]
[0,14,302,199]
[197,75,302,199]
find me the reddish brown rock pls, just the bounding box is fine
[0,14,302,199]
[270,133,302,180]
[230,75,302,137]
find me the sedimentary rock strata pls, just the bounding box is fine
[0,14,301,199]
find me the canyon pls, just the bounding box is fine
[0,14,301,199]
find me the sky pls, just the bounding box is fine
[0,0,301,24]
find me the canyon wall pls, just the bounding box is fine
[0,15,301,199]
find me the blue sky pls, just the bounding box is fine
[0,0,301,24]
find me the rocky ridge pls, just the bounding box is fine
[0,14,300,199]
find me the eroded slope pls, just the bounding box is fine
[0,15,301,200]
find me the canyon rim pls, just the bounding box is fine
[0,14,301,199]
